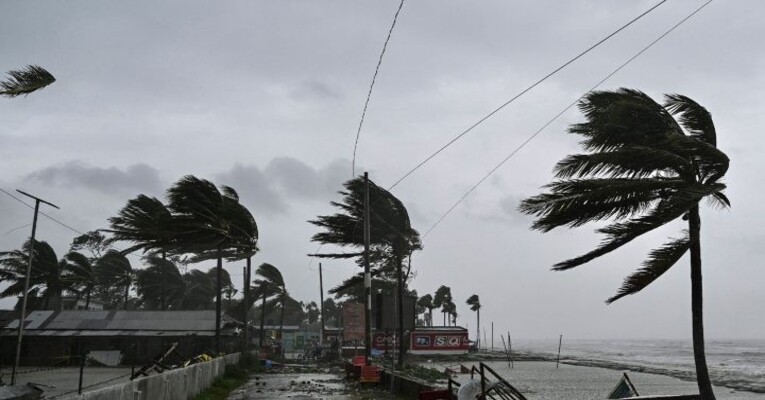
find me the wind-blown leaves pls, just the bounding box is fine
[520,88,730,303]
[0,65,55,97]
[607,234,691,303]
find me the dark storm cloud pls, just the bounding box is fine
[25,161,163,196]
[215,158,352,215]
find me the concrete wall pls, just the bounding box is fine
[61,353,241,400]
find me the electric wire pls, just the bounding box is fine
[351,0,407,177]
[0,187,139,260]
[387,0,669,191]
[422,0,714,239]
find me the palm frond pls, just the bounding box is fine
[1,65,55,98]
[255,263,285,288]
[664,94,716,146]
[554,148,691,180]
[607,234,691,303]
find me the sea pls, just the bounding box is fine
[507,339,765,397]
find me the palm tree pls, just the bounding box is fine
[520,89,729,400]
[310,176,421,367]
[166,176,257,352]
[254,263,284,347]
[64,252,97,309]
[0,240,85,310]
[95,250,133,310]
[135,257,186,310]
[432,286,452,326]
[1,65,55,98]
[417,294,435,326]
[180,269,217,310]
[445,301,457,326]
[466,294,481,349]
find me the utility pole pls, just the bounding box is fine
[363,172,372,366]
[319,263,325,345]
[11,190,58,385]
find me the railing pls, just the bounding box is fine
[469,362,528,400]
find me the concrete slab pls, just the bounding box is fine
[228,372,359,400]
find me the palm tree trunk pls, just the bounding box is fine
[259,290,266,348]
[85,288,91,309]
[215,245,223,354]
[476,308,480,350]
[244,256,251,352]
[396,255,405,368]
[161,251,166,311]
[123,284,129,310]
[689,205,716,400]
[279,294,285,355]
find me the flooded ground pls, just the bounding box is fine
[228,372,359,400]
[445,360,765,400]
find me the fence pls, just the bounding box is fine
[58,353,241,400]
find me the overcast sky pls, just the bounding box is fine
[2,0,763,342]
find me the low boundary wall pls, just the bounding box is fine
[61,353,241,400]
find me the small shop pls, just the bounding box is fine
[409,326,470,355]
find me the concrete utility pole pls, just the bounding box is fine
[363,172,372,366]
[11,190,59,385]
[319,263,325,345]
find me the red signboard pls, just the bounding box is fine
[342,303,365,341]
[410,330,469,353]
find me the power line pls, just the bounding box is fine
[422,0,714,239]
[387,0,669,191]
[352,0,407,177]
[0,187,139,260]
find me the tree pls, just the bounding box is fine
[322,298,341,327]
[135,257,185,310]
[466,294,481,349]
[310,176,421,367]
[1,65,55,98]
[166,176,257,352]
[95,250,133,310]
[432,286,452,326]
[180,269,217,310]
[0,240,84,309]
[254,263,285,347]
[64,252,96,309]
[520,89,729,400]
[417,294,435,326]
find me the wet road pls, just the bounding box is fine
[228,372,361,399]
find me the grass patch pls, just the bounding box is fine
[193,354,261,400]
[400,363,448,383]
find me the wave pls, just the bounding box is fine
[514,349,765,394]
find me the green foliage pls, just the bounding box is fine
[520,88,729,302]
[0,65,55,97]
[401,364,447,383]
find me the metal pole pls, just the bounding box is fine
[78,352,85,394]
[491,322,494,352]
[363,172,372,366]
[319,263,325,346]
[556,334,563,368]
[11,190,58,385]
[244,261,251,352]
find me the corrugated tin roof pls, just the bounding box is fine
[1,310,239,334]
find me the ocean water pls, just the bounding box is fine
[512,339,765,395]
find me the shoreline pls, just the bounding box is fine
[410,350,765,394]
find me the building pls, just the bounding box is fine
[0,310,240,366]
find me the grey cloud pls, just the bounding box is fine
[290,80,343,102]
[25,161,163,197]
[215,164,288,215]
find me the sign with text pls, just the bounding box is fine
[342,303,365,341]
[372,332,399,351]
[410,331,469,353]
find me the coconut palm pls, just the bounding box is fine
[432,286,452,326]
[135,257,186,310]
[253,263,285,346]
[166,175,257,352]
[1,65,55,98]
[466,294,481,349]
[310,176,421,367]
[520,89,729,400]
[417,294,435,326]
[64,252,97,309]
[0,240,84,309]
[94,250,133,310]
